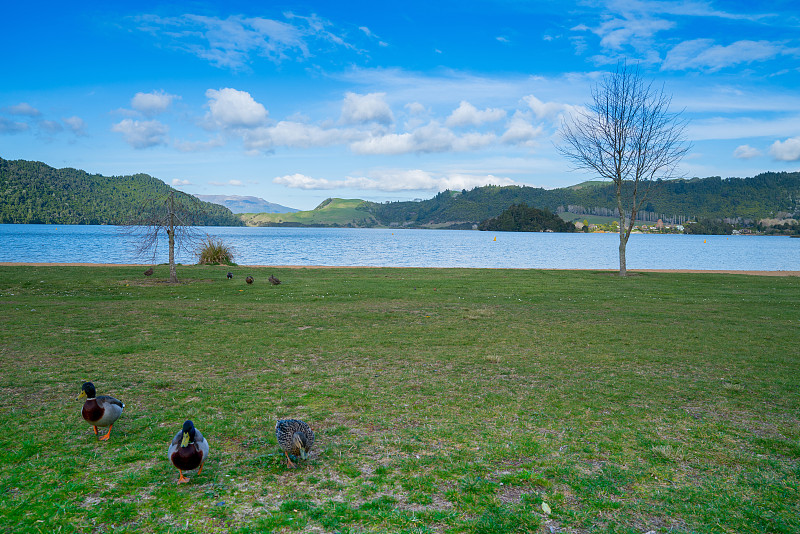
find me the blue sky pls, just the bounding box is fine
[2,0,799,210]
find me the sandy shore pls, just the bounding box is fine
[0,262,797,276]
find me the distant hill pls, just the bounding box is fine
[367,172,800,228]
[194,194,298,214]
[236,172,800,229]
[0,157,243,226]
[239,198,378,227]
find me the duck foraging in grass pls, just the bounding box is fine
[168,420,210,484]
[144,267,154,276]
[227,272,233,279]
[246,275,254,285]
[269,274,281,285]
[77,382,124,441]
[276,419,314,468]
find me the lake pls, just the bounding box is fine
[0,224,798,271]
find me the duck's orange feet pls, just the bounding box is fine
[92,426,99,436]
[98,425,113,441]
[285,451,296,468]
[178,471,190,484]
[197,463,205,476]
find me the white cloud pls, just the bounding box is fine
[63,116,87,136]
[523,95,580,123]
[662,39,794,72]
[733,145,762,159]
[135,14,317,70]
[111,119,168,148]
[359,25,388,47]
[39,120,63,134]
[172,178,192,186]
[594,15,673,51]
[501,111,544,146]
[0,118,29,134]
[405,102,427,115]
[350,121,495,155]
[268,121,352,148]
[274,169,515,192]
[173,137,225,152]
[5,102,41,117]
[445,101,506,127]
[341,92,394,125]
[209,179,245,187]
[131,90,178,116]
[206,88,268,128]
[769,137,800,162]
[239,121,359,153]
[349,133,414,155]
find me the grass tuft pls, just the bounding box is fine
[196,234,235,265]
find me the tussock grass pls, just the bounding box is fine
[196,235,235,265]
[0,265,798,533]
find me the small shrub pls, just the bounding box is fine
[196,235,235,265]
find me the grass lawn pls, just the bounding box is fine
[0,265,798,533]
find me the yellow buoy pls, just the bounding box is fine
[493,236,496,241]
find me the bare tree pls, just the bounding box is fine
[124,191,203,283]
[559,63,690,276]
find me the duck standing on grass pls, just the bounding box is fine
[77,382,124,441]
[276,419,314,468]
[168,420,210,484]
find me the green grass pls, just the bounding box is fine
[0,265,798,533]
[240,198,377,226]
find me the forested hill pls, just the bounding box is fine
[369,172,800,226]
[0,158,243,225]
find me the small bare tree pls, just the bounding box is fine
[124,191,203,283]
[559,63,689,276]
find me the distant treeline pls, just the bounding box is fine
[0,158,243,226]
[367,172,800,228]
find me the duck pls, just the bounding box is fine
[276,419,314,468]
[246,276,254,285]
[269,275,281,285]
[226,272,233,279]
[144,267,154,276]
[168,420,210,484]
[77,382,125,441]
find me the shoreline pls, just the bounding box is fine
[0,262,797,276]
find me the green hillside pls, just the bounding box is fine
[368,172,800,228]
[239,198,378,227]
[0,158,243,226]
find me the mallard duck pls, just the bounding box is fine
[246,275,254,285]
[168,420,210,484]
[144,267,154,276]
[269,275,281,285]
[276,419,314,468]
[226,272,233,279]
[77,382,124,441]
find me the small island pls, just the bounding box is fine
[478,203,579,233]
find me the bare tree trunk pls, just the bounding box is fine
[617,190,628,277]
[168,194,177,283]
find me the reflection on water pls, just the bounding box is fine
[0,224,797,271]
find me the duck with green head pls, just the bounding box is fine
[276,419,314,468]
[77,382,124,441]
[168,420,210,484]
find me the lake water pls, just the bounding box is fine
[0,224,798,271]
